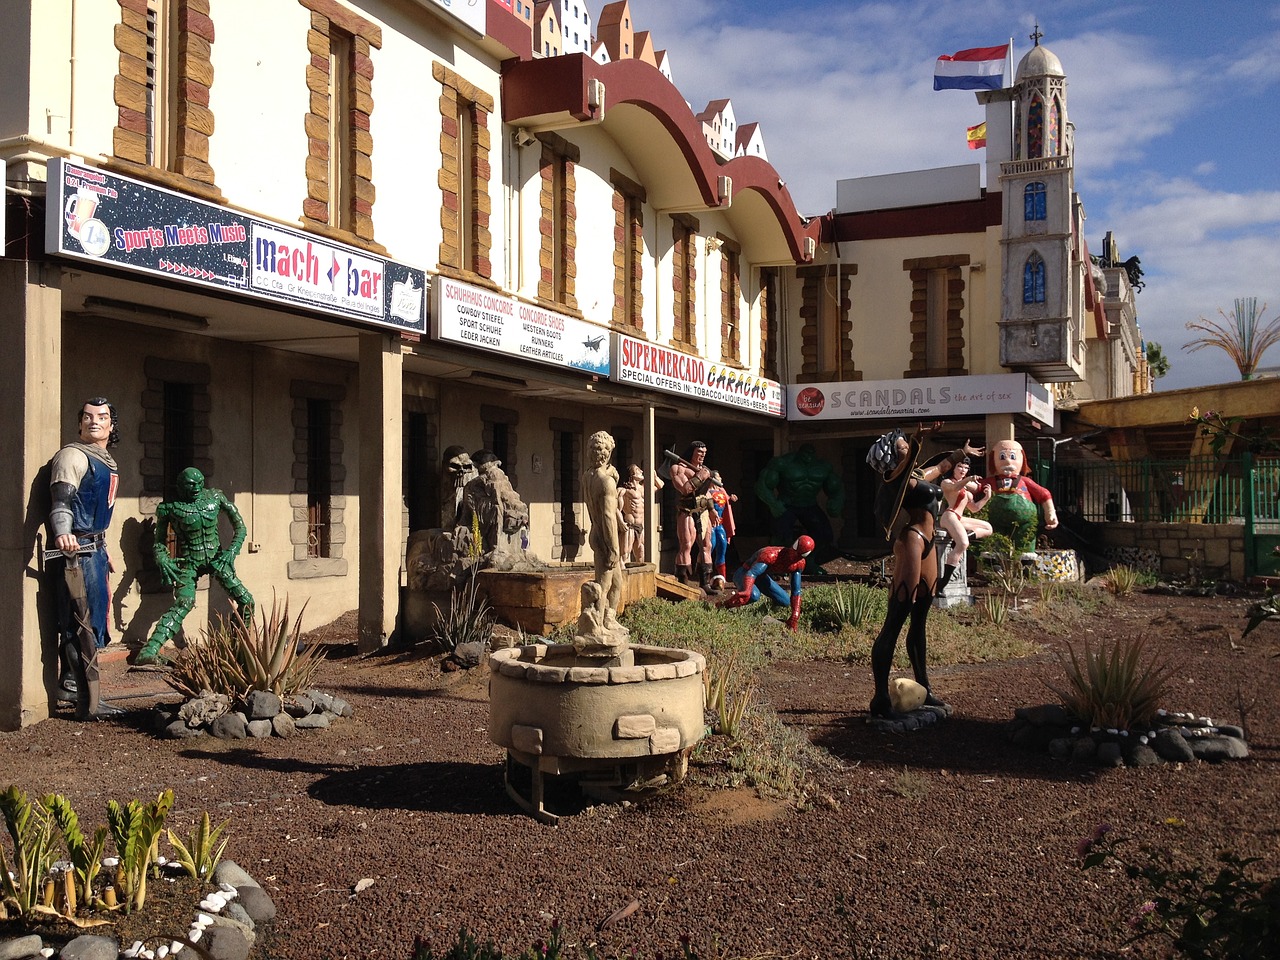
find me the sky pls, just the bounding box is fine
[631,0,1280,392]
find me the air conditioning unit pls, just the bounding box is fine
[717,175,732,205]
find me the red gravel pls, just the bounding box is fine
[2,590,1277,960]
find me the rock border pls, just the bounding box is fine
[1007,704,1249,767]
[0,859,275,960]
[154,689,354,741]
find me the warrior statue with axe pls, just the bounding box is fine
[46,397,125,720]
[662,441,717,590]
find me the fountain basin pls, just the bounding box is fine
[478,563,656,636]
[489,643,706,821]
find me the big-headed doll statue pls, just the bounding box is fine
[987,439,1058,557]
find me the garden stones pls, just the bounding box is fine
[156,689,352,740]
[1008,705,1249,767]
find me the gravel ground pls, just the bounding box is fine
[2,589,1277,960]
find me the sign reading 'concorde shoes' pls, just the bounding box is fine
[46,158,425,334]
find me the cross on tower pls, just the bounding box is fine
[1030,23,1043,46]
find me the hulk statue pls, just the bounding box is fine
[135,467,255,665]
[755,444,845,566]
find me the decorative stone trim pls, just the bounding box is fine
[797,263,857,382]
[903,254,969,377]
[537,133,580,309]
[670,214,699,349]
[609,169,646,330]
[298,0,382,246]
[435,62,494,278]
[111,0,221,197]
[760,267,778,379]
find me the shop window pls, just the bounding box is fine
[1024,182,1047,221]
[671,214,698,348]
[289,381,347,579]
[298,0,382,243]
[538,134,580,308]
[436,64,494,278]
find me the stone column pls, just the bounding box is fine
[0,260,63,729]
[357,331,402,654]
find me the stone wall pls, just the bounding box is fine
[1092,521,1245,582]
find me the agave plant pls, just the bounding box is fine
[1047,635,1175,731]
[1101,564,1140,597]
[166,596,322,700]
[429,572,496,654]
[167,810,230,880]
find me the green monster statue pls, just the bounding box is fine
[135,467,255,665]
[755,443,845,566]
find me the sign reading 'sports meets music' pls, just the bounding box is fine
[46,158,425,334]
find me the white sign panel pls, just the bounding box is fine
[787,373,1054,422]
[611,333,784,417]
[431,277,610,375]
[422,0,486,35]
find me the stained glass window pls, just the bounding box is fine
[1023,253,1046,304]
[1028,96,1044,158]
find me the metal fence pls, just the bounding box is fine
[1036,454,1280,526]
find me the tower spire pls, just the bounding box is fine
[1030,23,1043,46]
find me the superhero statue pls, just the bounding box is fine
[705,470,737,590]
[987,439,1058,557]
[755,444,845,566]
[135,467,255,665]
[718,535,814,631]
[47,397,125,719]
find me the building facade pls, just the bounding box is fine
[0,0,814,728]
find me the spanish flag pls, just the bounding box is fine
[966,121,987,150]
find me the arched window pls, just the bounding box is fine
[1024,181,1047,221]
[1048,98,1061,155]
[1027,95,1044,158]
[1023,253,1046,304]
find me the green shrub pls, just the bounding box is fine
[1079,824,1280,960]
[0,785,59,919]
[1102,564,1141,597]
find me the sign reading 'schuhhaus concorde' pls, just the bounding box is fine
[431,277,611,376]
[46,158,426,334]
[788,373,1054,425]
[611,333,784,417]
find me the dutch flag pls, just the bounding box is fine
[933,44,1010,91]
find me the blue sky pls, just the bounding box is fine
[634,0,1280,392]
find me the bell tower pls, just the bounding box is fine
[997,27,1085,382]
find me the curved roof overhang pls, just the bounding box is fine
[502,54,818,265]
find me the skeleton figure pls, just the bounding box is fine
[441,445,477,528]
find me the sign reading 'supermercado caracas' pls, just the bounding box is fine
[787,373,1055,425]
[431,277,611,376]
[46,158,426,334]
[611,333,784,417]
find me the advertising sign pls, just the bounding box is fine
[611,333,784,417]
[787,373,1054,423]
[431,276,610,376]
[46,158,425,334]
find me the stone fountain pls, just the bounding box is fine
[488,431,706,822]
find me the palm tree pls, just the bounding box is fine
[1143,341,1170,379]
[1183,298,1280,381]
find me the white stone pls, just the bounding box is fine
[188,928,203,943]
[170,941,185,955]
[196,912,214,925]
[157,946,170,958]
[218,882,238,896]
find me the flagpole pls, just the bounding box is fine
[1006,36,1014,88]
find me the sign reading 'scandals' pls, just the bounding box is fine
[46,158,425,334]
[611,333,784,417]
[431,276,610,376]
[788,373,1054,425]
